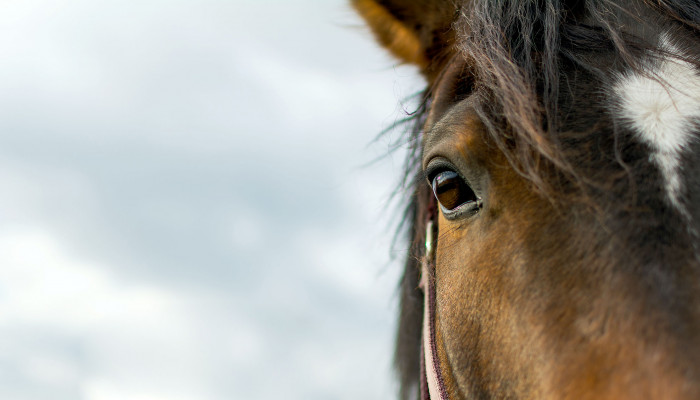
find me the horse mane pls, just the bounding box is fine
[394,1,700,398]
[458,0,700,197]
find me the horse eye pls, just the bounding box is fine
[431,170,479,212]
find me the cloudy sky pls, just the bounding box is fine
[0,1,425,399]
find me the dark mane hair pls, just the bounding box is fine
[393,1,700,398]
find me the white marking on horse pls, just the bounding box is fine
[614,36,700,214]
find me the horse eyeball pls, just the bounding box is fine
[431,170,478,212]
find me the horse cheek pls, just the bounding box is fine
[433,208,517,397]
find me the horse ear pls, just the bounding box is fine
[352,0,455,74]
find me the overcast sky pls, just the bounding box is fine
[0,1,424,399]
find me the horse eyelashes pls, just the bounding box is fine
[431,170,479,214]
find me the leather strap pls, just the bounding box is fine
[419,219,449,400]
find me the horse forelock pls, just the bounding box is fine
[392,0,700,398]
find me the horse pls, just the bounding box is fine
[352,1,700,399]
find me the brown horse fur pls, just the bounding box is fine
[353,0,700,399]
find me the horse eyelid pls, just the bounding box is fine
[424,158,457,183]
[425,158,473,189]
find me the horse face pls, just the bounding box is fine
[354,0,700,399]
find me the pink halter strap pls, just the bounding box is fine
[419,219,450,400]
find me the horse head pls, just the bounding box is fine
[353,1,700,398]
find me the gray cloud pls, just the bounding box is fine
[0,0,423,398]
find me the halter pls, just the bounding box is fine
[419,208,450,400]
